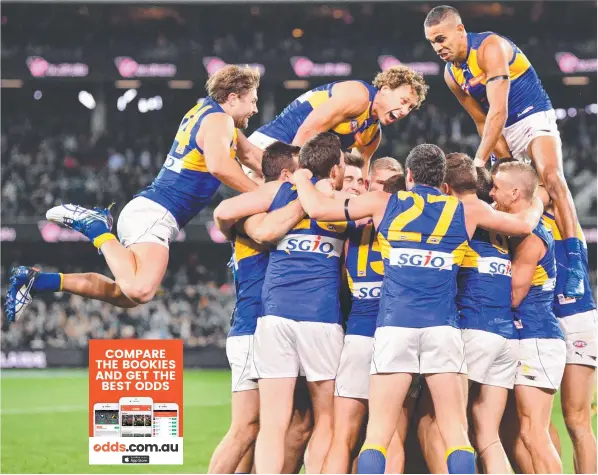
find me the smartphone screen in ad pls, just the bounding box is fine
[153,405,179,437]
[94,407,119,437]
[120,403,153,437]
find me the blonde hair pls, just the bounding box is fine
[372,66,429,108]
[496,161,539,201]
[369,156,404,176]
[206,65,261,104]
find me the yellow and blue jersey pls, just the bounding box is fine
[139,97,238,227]
[457,228,515,339]
[376,185,469,329]
[542,212,596,318]
[261,180,352,323]
[512,220,563,340]
[345,221,384,337]
[228,230,269,338]
[446,32,552,127]
[257,81,381,151]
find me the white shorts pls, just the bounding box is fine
[371,326,467,375]
[117,196,179,248]
[515,338,567,390]
[226,335,258,392]
[253,316,344,382]
[247,131,279,151]
[335,335,374,400]
[503,109,561,162]
[462,329,518,389]
[558,309,597,367]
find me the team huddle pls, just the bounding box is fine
[5,5,596,475]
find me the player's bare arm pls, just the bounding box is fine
[213,181,281,238]
[444,64,511,160]
[236,130,264,177]
[292,169,389,225]
[242,199,306,245]
[467,197,543,237]
[510,233,545,307]
[474,35,511,165]
[200,113,259,193]
[292,81,370,146]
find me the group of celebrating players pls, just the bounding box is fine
[5,5,596,475]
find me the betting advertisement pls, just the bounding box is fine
[88,340,183,465]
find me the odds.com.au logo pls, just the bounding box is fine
[277,234,343,258]
[93,442,179,453]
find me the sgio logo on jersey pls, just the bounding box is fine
[478,257,512,277]
[352,281,382,299]
[277,234,343,258]
[389,248,454,270]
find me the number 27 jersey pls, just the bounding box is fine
[376,185,469,329]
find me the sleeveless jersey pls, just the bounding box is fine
[376,185,469,329]
[542,212,596,318]
[512,220,563,340]
[257,81,381,151]
[458,228,515,339]
[345,221,384,337]
[228,230,269,337]
[138,97,238,227]
[261,180,351,323]
[446,32,552,127]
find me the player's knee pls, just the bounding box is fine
[563,407,592,439]
[231,419,259,444]
[119,281,157,304]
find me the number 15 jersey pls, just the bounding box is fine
[376,185,469,329]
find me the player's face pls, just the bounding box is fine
[368,169,400,192]
[331,152,346,191]
[425,21,466,63]
[342,166,365,196]
[378,85,418,126]
[490,171,515,211]
[233,89,258,129]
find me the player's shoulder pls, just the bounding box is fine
[331,80,372,104]
[200,109,235,132]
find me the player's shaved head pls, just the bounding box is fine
[445,153,476,194]
[405,144,446,189]
[369,157,404,176]
[494,161,538,201]
[475,167,493,204]
[424,5,462,27]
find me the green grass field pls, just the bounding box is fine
[1,369,595,473]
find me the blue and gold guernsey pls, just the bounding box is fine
[376,185,469,328]
[345,221,384,337]
[257,81,381,151]
[228,230,270,338]
[458,228,515,339]
[138,97,238,228]
[447,32,552,127]
[261,179,352,323]
[512,220,563,340]
[542,212,596,318]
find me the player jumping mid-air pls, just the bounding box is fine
[5,65,263,321]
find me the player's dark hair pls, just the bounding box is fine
[383,174,406,194]
[490,157,518,176]
[445,152,477,193]
[262,141,300,183]
[424,5,461,27]
[405,144,446,188]
[343,152,365,170]
[476,167,494,204]
[299,133,342,179]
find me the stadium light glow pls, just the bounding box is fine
[33,90,42,100]
[555,108,567,120]
[138,98,149,113]
[567,108,578,118]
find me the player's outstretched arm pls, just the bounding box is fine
[510,234,544,307]
[292,169,387,222]
[356,131,381,175]
[292,81,370,146]
[201,113,258,193]
[213,181,280,240]
[444,66,511,162]
[474,36,511,165]
[236,131,264,178]
[472,197,543,236]
[242,200,306,245]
